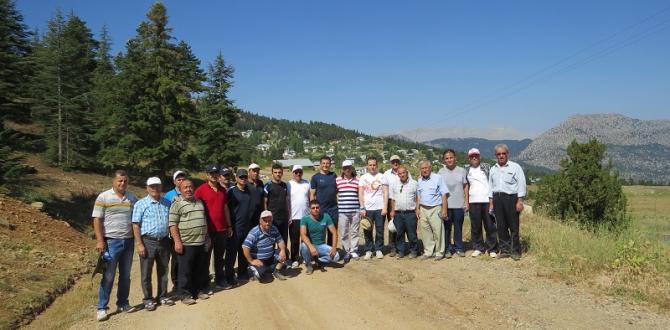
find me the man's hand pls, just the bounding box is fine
[390,210,396,219]
[516,200,524,213]
[329,246,337,258]
[381,208,387,217]
[250,259,264,267]
[464,204,469,212]
[95,241,106,254]
[225,228,233,238]
[174,241,184,255]
[309,245,318,257]
[359,209,366,217]
[136,243,146,258]
[415,209,421,220]
[278,250,287,263]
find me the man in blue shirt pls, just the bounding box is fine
[310,156,338,245]
[416,160,450,260]
[242,210,288,281]
[132,177,175,311]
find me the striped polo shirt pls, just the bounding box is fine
[169,198,208,246]
[92,188,138,239]
[132,195,170,239]
[242,225,283,260]
[336,176,360,214]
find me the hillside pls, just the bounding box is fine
[518,114,670,184]
[425,138,532,158]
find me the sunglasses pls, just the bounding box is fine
[238,176,248,179]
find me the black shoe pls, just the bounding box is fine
[306,263,314,275]
[511,254,521,261]
[396,253,405,259]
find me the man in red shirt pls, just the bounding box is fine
[194,164,236,290]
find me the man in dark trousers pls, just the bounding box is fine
[227,169,255,281]
[264,163,290,244]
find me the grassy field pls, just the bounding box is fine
[624,186,670,245]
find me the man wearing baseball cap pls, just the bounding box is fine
[247,163,265,229]
[218,167,233,189]
[382,155,409,257]
[288,164,310,267]
[464,148,497,258]
[162,170,187,292]
[227,168,255,281]
[132,177,174,311]
[242,210,289,281]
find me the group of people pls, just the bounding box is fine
[91,144,526,321]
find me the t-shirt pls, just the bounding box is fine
[467,166,490,203]
[168,198,207,246]
[227,185,253,233]
[92,188,138,239]
[359,172,385,210]
[336,176,360,214]
[382,169,411,199]
[242,225,283,260]
[162,188,180,207]
[439,166,467,209]
[264,181,289,222]
[310,172,337,210]
[300,213,334,246]
[288,179,310,220]
[248,181,264,226]
[194,182,230,232]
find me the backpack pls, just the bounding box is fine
[465,163,490,185]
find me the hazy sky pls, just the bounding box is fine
[18,0,670,139]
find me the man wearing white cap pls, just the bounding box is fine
[382,155,408,257]
[288,164,310,267]
[132,177,174,311]
[336,159,360,261]
[162,170,187,291]
[242,210,288,281]
[464,148,497,258]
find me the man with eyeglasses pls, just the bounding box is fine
[288,165,310,267]
[300,200,340,275]
[227,169,255,281]
[489,144,526,261]
[389,166,418,258]
[218,167,233,190]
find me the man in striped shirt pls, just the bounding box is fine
[168,179,210,305]
[242,210,288,281]
[336,160,360,261]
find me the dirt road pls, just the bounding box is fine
[28,250,670,329]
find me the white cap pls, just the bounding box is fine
[260,210,273,219]
[390,155,401,161]
[292,165,303,172]
[172,170,186,181]
[342,160,353,167]
[146,177,162,186]
[468,148,481,156]
[248,163,261,170]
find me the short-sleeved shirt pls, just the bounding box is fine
[383,169,412,198]
[301,213,334,246]
[489,160,527,198]
[336,176,360,214]
[288,179,310,220]
[438,166,467,209]
[242,225,284,260]
[228,185,253,233]
[194,182,230,232]
[168,198,207,246]
[417,174,450,207]
[162,188,180,207]
[264,181,289,222]
[359,172,385,210]
[132,195,170,239]
[248,181,264,226]
[392,179,418,211]
[92,188,138,239]
[310,172,337,210]
[467,166,490,203]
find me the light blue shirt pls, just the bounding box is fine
[132,195,170,239]
[162,188,180,206]
[488,160,527,198]
[416,173,450,207]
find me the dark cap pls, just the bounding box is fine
[220,167,231,176]
[236,168,248,177]
[205,164,219,173]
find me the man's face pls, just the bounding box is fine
[272,168,283,181]
[367,159,377,174]
[444,152,456,167]
[236,175,248,186]
[181,181,194,199]
[293,170,303,181]
[398,168,408,182]
[420,162,431,177]
[320,159,331,172]
[218,174,231,186]
[207,171,219,184]
[495,148,509,166]
[113,175,128,193]
[260,216,273,231]
[310,204,320,217]
[343,166,353,176]
[391,159,400,170]
[147,184,162,199]
[174,175,186,190]
[249,168,260,180]
[469,154,481,167]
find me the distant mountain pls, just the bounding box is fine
[425,138,532,159]
[517,114,670,184]
[394,127,533,142]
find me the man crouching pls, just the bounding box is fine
[300,200,340,274]
[242,210,289,281]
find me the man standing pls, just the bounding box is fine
[242,210,289,281]
[93,170,138,321]
[132,177,174,311]
[300,200,341,275]
[336,160,360,261]
[264,164,290,245]
[288,165,310,268]
[309,156,338,244]
[489,144,526,261]
[227,169,255,281]
[163,170,186,291]
[390,166,419,258]
[359,156,387,260]
[169,179,210,305]
[465,148,497,258]
[248,163,265,228]
[218,167,233,189]
[382,155,410,257]
[416,160,449,260]
[438,149,468,258]
[194,164,235,290]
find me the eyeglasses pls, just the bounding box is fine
[238,176,248,179]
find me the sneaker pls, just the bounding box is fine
[388,250,396,257]
[197,292,210,300]
[215,281,233,290]
[471,250,482,257]
[182,297,196,305]
[96,309,108,322]
[144,301,157,312]
[375,251,384,259]
[291,261,300,268]
[396,253,405,259]
[489,252,498,258]
[511,254,521,261]
[456,251,465,257]
[344,253,351,262]
[409,253,417,259]
[363,251,372,260]
[434,254,445,261]
[116,304,138,313]
[445,252,453,259]
[351,252,360,260]
[159,298,175,306]
[305,263,314,275]
[273,270,288,281]
[420,254,432,260]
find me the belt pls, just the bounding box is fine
[396,210,415,214]
[492,192,517,197]
[420,205,438,209]
[142,235,167,241]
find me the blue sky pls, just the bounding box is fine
[18,0,670,139]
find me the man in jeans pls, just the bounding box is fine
[390,166,418,258]
[300,200,340,274]
[438,149,468,258]
[132,177,175,311]
[359,156,387,260]
[92,170,138,321]
[242,210,289,281]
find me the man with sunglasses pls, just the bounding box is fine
[489,144,526,261]
[288,165,310,268]
[227,169,255,281]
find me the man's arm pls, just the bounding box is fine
[440,193,448,219]
[243,246,263,267]
[358,185,366,217]
[327,224,338,257]
[93,217,105,253]
[132,223,146,257]
[516,165,527,213]
[169,225,183,255]
[300,225,317,256]
[277,239,287,263]
[309,188,316,202]
[464,183,470,211]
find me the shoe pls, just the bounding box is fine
[445,252,452,259]
[291,261,300,268]
[396,253,405,259]
[351,252,360,260]
[273,270,288,281]
[489,252,498,258]
[511,254,521,261]
[471,250,482,257]
[197,292,210,300]
[376,251,384,259]
[249,266,262,281]
[420,254,432,260]
[409,253,417,259]
[182,297,196,305]
[388,250,396,257]
[215,281,233,290]
[456,251,465,257]
[144,301,157,312]
[306,263,314,275]
[159,298,175,306]
[344,253,351,262]
[116,304,138,313]
[363,251,372,260]
[206,287,214,295]
[434,255,445,261]
[96,309,108,322]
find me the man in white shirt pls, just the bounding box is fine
[359,157,387,260]
[464,148,497,258]
[288,165,310,267]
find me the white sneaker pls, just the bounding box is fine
[376,251,384,259]
[291,261,299,268]
[351,252,360,260]
[489,252,497,258]
[96,309,108,322]
[363,251,372,260]
[471,250,482,257]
